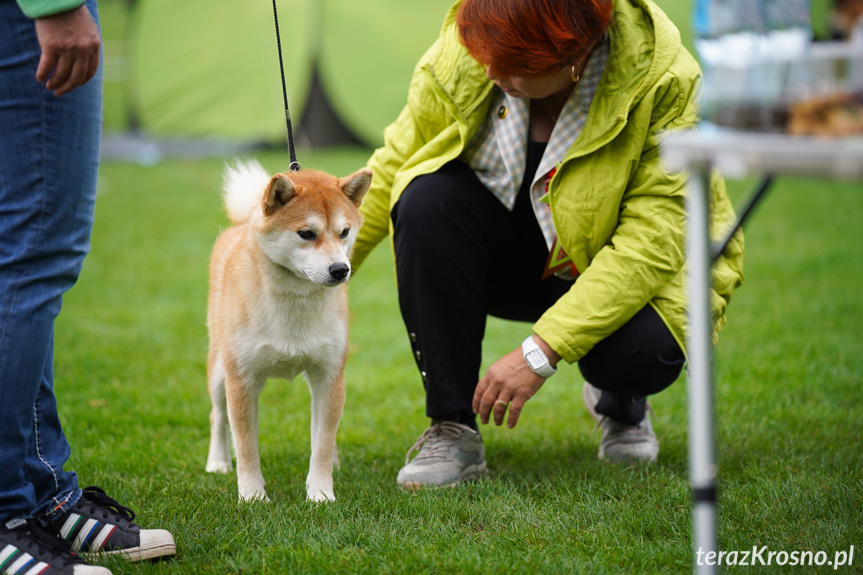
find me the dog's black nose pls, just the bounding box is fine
[329,263,350,281]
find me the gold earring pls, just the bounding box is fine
[571,65,580,83]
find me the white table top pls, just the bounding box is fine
[661,126,863,180]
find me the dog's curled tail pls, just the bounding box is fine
[222,159,272,225]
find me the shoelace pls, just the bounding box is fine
[78,486,137,525]
[404,422,466,465]
[4,518,85,569]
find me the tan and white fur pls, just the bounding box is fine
[205,159,371,502]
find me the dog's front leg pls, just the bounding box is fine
[306,369,345,502]
[225,369,269,502]
[206,351,232,473]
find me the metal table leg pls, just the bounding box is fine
[686,167,718,574]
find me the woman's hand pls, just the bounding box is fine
[473,335,560,429]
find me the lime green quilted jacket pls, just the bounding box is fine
[352,0,745,363]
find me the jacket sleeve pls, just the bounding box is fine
[16,0,85,18]
[534,62,703,363]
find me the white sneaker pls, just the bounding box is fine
[397,422,487,489]
[582,382,659,463]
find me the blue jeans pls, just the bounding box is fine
[0,0,102,524]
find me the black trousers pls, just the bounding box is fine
[391,160,684,425]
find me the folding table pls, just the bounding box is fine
[660,127,863,574]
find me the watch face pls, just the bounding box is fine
[523,336,554,377]
[526,350,544,369]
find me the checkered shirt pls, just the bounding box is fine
[461,35,610,252]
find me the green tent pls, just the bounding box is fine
[129,0,453,146]
[125,0,832,148]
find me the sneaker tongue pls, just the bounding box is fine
[436,421,472,438]
[82,487,136,521]
[406,422,474,464]
[415,436,454,461]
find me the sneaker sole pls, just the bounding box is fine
[400,461,488,491]
[598,446,658,464]
[85,530,176,562]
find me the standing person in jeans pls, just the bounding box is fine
[350,0,744,489]
[0,1,176,573]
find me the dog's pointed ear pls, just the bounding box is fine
[338,169,373,207]
[262,173,296,216]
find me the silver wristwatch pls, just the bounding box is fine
[521,336,557,379]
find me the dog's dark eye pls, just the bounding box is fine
[340,227,350,239]
[297,230,316,241]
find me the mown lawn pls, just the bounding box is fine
[52,148,862,574]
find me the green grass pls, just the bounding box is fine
[54,148,863,574]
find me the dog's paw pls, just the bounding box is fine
[238,489,270,503]
[306,488,336,503]
[205,460,232,474]
[238,475,268,502]
[306,475,335,502]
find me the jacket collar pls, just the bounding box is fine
[575,0,682,154]
[426,0,683,155]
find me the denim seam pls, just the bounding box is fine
[32,396,61,495]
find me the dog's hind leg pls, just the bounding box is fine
[225,369,269,502]
[305,369,345,502]
[206,350,232,473]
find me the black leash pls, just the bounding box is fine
[711,175,774,264]
[271,0,300,172]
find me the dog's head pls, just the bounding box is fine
[255,168,372,286]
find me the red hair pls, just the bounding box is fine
[457,0,613,78]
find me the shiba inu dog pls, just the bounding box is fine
[204,159,372,502]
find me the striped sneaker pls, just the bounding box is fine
[0,518,110,575]
[51,487,175,562]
